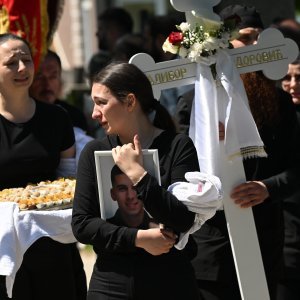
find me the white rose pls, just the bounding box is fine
[188,47,202,62]
[179,22,190,33]
[178,47,188,58]
[191,42,203,53]
[187,50,197,62]
[202,36,218,51]
[162,39,179,54]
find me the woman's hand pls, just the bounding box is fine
[230,181,269,208]
[135,228,177,256]
[112,134,145,184]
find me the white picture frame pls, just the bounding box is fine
[94,149,161,220]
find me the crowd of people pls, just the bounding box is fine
[0,3,300,300]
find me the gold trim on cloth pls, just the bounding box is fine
[228,146,267,161]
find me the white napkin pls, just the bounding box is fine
[0,202,76,297]
[168,172,223,250]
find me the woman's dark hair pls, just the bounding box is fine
[0,33,32,56]
[93,62,176,133]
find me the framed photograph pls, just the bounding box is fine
[94,150,161,220]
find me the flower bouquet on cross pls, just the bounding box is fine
[162,13,241,68]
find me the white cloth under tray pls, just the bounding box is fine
[0,202,76,298]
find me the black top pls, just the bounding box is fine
[0,100,85,300]
[107,208,153,229]
[281,105,300,280]
[0,100,75,189]
[175,89,194,135]
[72,130,199,252]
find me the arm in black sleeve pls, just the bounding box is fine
[134,133,199,233]
[56,105,76,151]
[262,96,300,201]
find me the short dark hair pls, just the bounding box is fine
[146,15,180,38]
[113,33,146,62]
[98,7,133,34]
[44,49,62,70]
[111,165,124,186]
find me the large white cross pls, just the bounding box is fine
[129,1,299,300]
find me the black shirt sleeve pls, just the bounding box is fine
[261,96,300,200]
[134,133,199,232]
[71,132,200,253]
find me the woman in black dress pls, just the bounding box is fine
[71,62,201,300]
[0,33,86,300]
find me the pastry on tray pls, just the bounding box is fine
[0,178,76,211]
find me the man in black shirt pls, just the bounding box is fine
[30,50,88,131]
[30,50,93,163]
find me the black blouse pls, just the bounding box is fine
[71,130,200,255]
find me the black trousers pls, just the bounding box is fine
[88,252,200,300]
[277,279,300,300]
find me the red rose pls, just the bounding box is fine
[168,32,183,45]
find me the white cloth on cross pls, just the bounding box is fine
[189,49,266,177]
[168,171,223,250]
